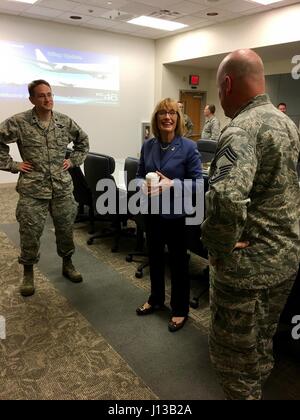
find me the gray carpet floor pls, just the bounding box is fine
[1,184,299,400]
[0,229,157,400]
[1,222,223,400]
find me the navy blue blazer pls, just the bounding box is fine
[137,136,203,218]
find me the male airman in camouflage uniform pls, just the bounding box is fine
[0,80,89,297]
[201,50,300,399]
[201,104,221,141]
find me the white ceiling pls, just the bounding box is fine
[0,0,299,39]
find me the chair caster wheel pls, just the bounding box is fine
[135,271,143,279]
[190,298,199,309]
[87,238,94,245]
[126,255,133,262]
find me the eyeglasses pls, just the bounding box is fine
[157,110,178,117]
[36,93,54,100]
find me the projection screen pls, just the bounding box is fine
[0,40,119,106]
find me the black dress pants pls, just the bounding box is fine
[146,215,189,317]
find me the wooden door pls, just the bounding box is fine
[180,91,202,141]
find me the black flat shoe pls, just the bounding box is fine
[136,303,163,316]
[168,316,188,332]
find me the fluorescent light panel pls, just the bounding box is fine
[127,16,187,31]
[8,0,39,4]
[248,0,283,5]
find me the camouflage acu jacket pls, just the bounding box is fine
[183,114,193,137]
[201,94,300,289]
[201,116,221,141]
[0,109,89,199]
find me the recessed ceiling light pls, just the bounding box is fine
[248,0,283,5]
[8,0,39,4]
[207,12,219,16]
[127,15,187,31]
[70,16,82,20]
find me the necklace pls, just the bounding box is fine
[160,143,171,151]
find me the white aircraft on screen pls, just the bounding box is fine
[34,49,109,80]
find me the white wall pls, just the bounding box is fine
[161,64,211,100]
[154,4,300,130]
[1,5,299,184]
[159,59,298,131]
[155,3,300,102]
[0,14,155,183]
[159,64,230,130]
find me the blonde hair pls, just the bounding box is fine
[151,98,185,139]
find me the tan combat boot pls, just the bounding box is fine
[20,265,35,297]
[62,257,83,283]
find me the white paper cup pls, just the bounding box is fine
[146,172,160,186]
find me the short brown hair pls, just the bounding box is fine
[277,102,286,108]
[151,98,184,139]
[28,79,51,97]
[207,104,216,114]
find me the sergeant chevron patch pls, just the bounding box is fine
[209,145,238,185]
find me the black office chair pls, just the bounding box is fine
[65,148,95,233]
[84,152,124,252]
[70,166,95,234]
[196,139,217,163]
[124,157,149,279]
[186,172,210,309]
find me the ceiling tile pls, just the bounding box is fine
[265,0,300,9]
[0,0,30,12]
[71,4,110,18]
[108,21,143,32]
[194,6,240,22]
[137,0,183,8]
[216,0,264,13]
[24,6,64,18]
[188,0,233,6]
[78,0,130,9]
[0,7,20,16]
[169,1,207,15]
[130,32,156,39]
[118,1,157,14]
[239,5,269,16]
[22,13,63,22]
[133,26,171,37]
[83,16,119,28]
[111,21,140,30]
[190,0,233,6]
[174,15,207,26]
[54,12,94,24]
[191,19,216,29]
[38,0,79,12]
[0,0,297,40]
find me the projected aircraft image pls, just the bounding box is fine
[35,49,110,80]
[0,41,119,105]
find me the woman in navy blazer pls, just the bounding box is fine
[136,98,202,332]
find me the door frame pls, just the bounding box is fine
[180,90,207,138]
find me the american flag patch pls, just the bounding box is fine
[209,145,238,185]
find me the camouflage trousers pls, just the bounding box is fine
[16,194,77,265]
[209,270,297,400]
